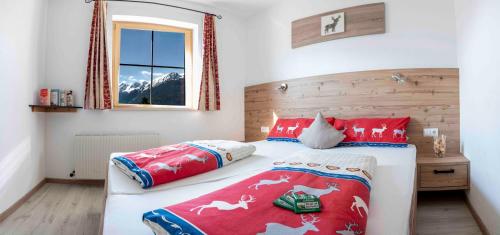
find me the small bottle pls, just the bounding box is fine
[39,88,50,106]
[59,90,66,106]
[66,90,74,106]
[50,89,59,106]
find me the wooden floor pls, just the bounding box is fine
[0,184,483,235]
[416,191,483,235]
[0,183,103,235]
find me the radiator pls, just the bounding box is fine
[73,134,160,179]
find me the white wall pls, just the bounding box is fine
[455,0,500,233]
[245,0,458,85]
[0,0,47,213]
[44,0,247,178]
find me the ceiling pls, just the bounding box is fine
[181,0,284,18]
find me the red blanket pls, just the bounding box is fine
[112,140,255,189]
[143,154,376,235]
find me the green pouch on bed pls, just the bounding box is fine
[273,197,295,211]
[276,192,321,213]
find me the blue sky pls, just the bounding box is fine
[119,29,185,84]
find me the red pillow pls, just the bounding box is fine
[267,117,335,142]
[333,117,410,147]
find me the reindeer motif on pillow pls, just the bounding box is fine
[334,117,410,147]
[267,117,335,142]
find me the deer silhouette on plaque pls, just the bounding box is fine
[324,15,342,34]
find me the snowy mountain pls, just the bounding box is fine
[119,72,185,105]
[152,72,184,87]
[119,80,150,94]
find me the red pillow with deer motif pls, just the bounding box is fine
[333,117,410,147]
[267,117,335,142]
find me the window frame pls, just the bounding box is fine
[112,21,194,110]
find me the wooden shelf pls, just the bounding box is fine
[29,105,83,113]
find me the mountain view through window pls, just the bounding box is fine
[118,28,186,106]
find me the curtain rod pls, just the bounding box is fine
[85,0,223,19]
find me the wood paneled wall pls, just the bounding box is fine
[245,68,460,154]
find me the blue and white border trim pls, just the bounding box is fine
[143,209,206,235]
[266,137,300,143]
[112,156,154,188]
[337,142,408,148]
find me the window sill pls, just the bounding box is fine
[112,104,197,111]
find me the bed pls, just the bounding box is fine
[102,140,416,235]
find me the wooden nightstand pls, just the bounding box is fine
[417,153,470,191]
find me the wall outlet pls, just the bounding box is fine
[423,128,439,137]
[261,126,270,133]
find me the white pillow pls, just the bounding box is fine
[298,113,345,149]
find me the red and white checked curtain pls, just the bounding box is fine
[84,0,112,110]
[198,14,220,111]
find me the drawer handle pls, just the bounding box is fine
[434,169,455,174]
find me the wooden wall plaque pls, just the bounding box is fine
[292,3,386,48]
[245,68,460,154]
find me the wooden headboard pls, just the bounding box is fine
[245,68,460,154]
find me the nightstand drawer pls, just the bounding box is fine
[419,164,468,188]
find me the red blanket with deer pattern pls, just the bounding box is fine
[112,140,256,189]
[143,151,377,235]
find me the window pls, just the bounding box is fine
[112,21,193,109]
